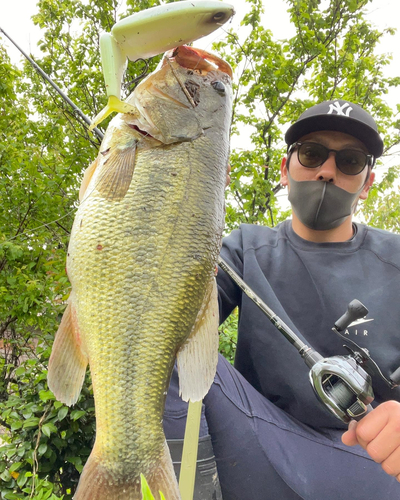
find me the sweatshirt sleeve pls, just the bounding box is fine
[217,227,244,324]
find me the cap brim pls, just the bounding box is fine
[285,114,383,157]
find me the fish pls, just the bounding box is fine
[47,45,233,500]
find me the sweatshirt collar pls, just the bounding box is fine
[283,220,366,252]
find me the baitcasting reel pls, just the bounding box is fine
[306,299,400,422]
[218,257,400,423]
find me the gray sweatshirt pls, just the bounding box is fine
[217,220,400,429]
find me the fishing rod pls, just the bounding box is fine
[5,10,396,428]
[3,20,386,425]
[0,26,104,141]
[218,256,400,423]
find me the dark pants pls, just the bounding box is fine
[164,354,400,500]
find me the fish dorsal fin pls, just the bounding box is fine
[94,140,137,201]
[79,158,100,202]
[177,278,219,402]
[47,294,88,406]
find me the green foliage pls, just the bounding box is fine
[1,0,400,498]
[214,0,400,231]
[361,166,400,231]
[140,474,166,500]
[0,338,95,499]
[218,309,238,364]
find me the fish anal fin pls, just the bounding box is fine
[79,158,99,202]
[48,295,88,406]
[95,141,137,201]
[177,278,219,402]
[74,441,180,500]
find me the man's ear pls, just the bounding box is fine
[359,170,375,200]
[280,157,288,187]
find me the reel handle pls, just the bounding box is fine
[390,366,400,386]
[334,299,368,332]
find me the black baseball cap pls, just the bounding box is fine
[285,99,383,158]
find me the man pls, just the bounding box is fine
[164,99,400,499]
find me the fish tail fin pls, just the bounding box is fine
[146,441,181,500]
[73,442,180,500]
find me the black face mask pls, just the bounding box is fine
[287,170,365,231]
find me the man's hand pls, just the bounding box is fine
[342,400,400,481]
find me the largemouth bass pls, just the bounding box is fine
[47,45,233,500]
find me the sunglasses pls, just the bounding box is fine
[288,142,374,176]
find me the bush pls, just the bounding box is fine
[0,339,95,500]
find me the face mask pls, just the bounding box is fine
[287,170,365,231]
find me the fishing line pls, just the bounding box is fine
[4,172,112,244]
[0,27,104,142]
[4,160,123,244]
[123,57,150,93]
[1,8,269,245]
[165,57,198,108]
[215,23,287,223]
[4,210,77,244]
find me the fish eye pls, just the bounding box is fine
[212,81,226,94]
[213,12,226,22]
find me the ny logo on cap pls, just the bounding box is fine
[327,101,353,117]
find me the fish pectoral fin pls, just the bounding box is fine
[79,157,99,202]
[89,95,139,130]
[95,140,137,201]
[74,441,180,500]
[177,278,219,402]
[47,296,88,406]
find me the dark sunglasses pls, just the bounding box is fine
[288,142,374,176]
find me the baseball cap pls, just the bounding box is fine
[285,99,384,158]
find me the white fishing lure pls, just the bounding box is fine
[91,0,234,129]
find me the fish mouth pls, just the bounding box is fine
[123,45,232,145]
[163,45,233,79]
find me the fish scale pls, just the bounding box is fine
[72,144,221,436]
[48,45,232,499]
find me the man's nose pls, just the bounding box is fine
[316,152,337,182]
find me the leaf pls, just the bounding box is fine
[9,462,22,473]
[17,472,28,488]
[4,493,21,500]
[41,422,58,438]
[23,417,40,429]
[39,390,56,402]
[0,469,11,481]
[38,443,48,455]
[140,474,155,500]
[57,407,69,421]
[15,366,26,377]
[11,421,23,431]
[70,410,86,421]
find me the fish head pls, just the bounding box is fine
[123,45,233,145]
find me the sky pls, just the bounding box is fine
[2,0,400,74]
[2,0,400,110]
[1,0,400,185]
